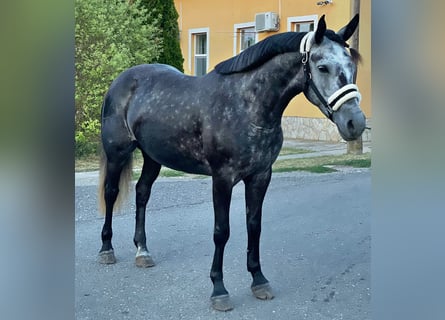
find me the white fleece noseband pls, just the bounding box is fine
[328,84,361,111]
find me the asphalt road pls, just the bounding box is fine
[75,169,370,320]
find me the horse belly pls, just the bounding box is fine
[139,134,212,176]
[159,149,211,176]
[129,100,211,175]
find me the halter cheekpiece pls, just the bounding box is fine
[300,32,361,121]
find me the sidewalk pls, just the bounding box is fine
[75,139,371,186]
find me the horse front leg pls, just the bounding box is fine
[244,168,274,300]
[209,175,234,311]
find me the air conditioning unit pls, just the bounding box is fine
[255,12,279,32]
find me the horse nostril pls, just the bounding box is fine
[347,119,355,133]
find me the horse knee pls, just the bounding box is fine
[213,225,230,246]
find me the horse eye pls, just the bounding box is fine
[318,65,329,74]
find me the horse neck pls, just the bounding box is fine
[242,53,306,126]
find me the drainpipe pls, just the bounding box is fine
[347,0,363,154]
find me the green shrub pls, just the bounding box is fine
[75,0,162,157]
[140,0,184,71]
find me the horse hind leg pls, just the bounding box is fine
[98,140,136,264]
[133,152,161,268]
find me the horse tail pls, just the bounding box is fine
[98,70,138,215]
[98,147,134,215]
[115,152,134,212]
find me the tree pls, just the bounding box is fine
[140,0,184,72]
[75,0,162,156]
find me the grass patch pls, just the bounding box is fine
[75,150,144,172]
[273,165,336,174]
[272,153,371,174]
[75,154,101,172]
[331,158,371,168]
[132,167,187,180]
[160,168,186,178]
[279,147,313,156]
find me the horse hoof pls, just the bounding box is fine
[98,250,116,264]
[210,294,234,311]
[252,282,274,300]
[135,254,155,268]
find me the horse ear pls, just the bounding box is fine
[314,15,326,44]
[337,14,359,42]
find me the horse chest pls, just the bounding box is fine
[244,134,282,169]
[210,126,282,176]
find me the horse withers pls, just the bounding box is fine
[97,14,365,311]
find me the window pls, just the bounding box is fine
[194,33,207,76]
[188,28,209,76]
[240,27,255,51]
[233,23,258,55]
[287,15,318,33]
[294,21,315,32]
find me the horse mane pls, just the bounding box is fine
[214,32,305,75]
[214,30,361,75]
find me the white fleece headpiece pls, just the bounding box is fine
[299,32,315,54]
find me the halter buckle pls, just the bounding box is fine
[302,51,309,64]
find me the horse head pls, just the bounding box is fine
[302,14,366,141]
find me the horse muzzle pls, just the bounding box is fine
[332,100,366,141]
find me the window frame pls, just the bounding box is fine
[287,15,318,32]
[188,28,210,76]
[233,22,258,56]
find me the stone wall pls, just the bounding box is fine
[282,116,372,142]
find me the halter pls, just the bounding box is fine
[300,32,361,122]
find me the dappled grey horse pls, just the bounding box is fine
[98,14,365,311]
